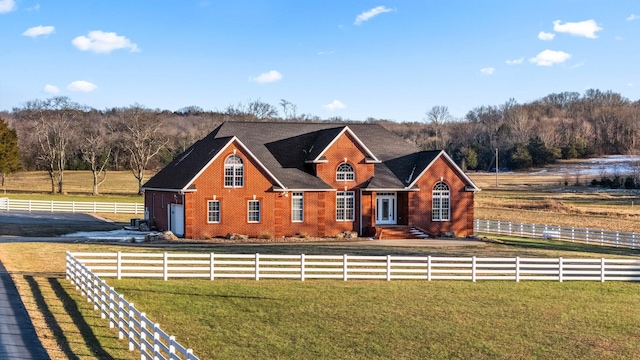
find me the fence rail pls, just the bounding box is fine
[66,252,199,360]
[475,219,639,250]
[0,198,143,214]
[69,252,640,282]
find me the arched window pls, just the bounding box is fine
[336,162,355,181]
[224,154,244,188]
[432,182,450,221]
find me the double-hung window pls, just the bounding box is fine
[207,200,220,223]
[336,191,355,221]
[248,200,261,223]
[432,182,450,221]
[292,192,304,222]
[224,154,244,188]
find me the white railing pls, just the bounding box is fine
[66,252,199,360]
[68,252,640,282]
[475,219,639,250]
[0,198,143,214]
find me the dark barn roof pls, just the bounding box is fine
[142,121,476,192]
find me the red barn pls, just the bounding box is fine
[141,122,479,239]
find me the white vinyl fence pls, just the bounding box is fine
[475,219,639,250]
[0,198,143,214]
[68,252,640,282]
[66,252,199,360]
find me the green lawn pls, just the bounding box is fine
[114,279,640,360]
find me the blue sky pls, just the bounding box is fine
[1,1,639,122]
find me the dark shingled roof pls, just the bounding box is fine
[142,121,465,192]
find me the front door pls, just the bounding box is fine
[376,192,397,225]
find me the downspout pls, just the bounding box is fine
[359,189,363,236]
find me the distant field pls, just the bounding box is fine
[1,170,151,197]
[470,158,640,233]
[1,241,639,360]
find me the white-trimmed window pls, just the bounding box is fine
[292,192,304,222]
[336,162,355,181]
[207,200,220,223]
[432,182,450,221]
[248,200,261,223]
[224,154,244,188]
[336,191,355,221]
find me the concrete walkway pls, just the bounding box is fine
[0,260,50,359]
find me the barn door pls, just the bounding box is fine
[169,204,184,237]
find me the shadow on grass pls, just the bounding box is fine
[24,274,116,360]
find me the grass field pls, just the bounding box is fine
[1,240,639,359]
[1,170,147,200]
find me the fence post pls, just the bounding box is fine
[600,230,604,246]
[117,251,122,280]
[300,254,305,281]
[558,257,563,282]
[427,255,432,281]
[343,254,348,281]
[169,335,176,357]
[472,256,476,282]
[140,315,147,355]
[163,252,168,281]
[571,227,575,242]
[118,294,125,339]
[72,201,75,213]
[600,258,605,282]
[515,257,520,282]
[93,202,97,213]
[210,253,215,281]
[386,255,391,281]
[153,323,160,359]
[255,253,260,281]
[585,229,589,244]
[50,200,53,212]
[633,233,636,250]
[520,223,523,237]
[616,231,619,247]
[532,224,536,238]
[128,306,135,351]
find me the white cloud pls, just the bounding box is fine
[72,30,139,54]
[22,25,55,38]
[354,6,393,25]
[627,14,639,21]
[538,31,555,41]
[67,80,97,92]
[324,100,346,111]
[480,67,495,75]
[615,35,623,41]
[628,83,634,87]
[0,0,16,13]
[570,61,585,69]
[529,49,571,66]
[506,58,524,65]
[43,84,59,94]
[553,20,602,39]
[250,70,283,84]
[27,4,40,11]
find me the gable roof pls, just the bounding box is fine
[141,121,479,192]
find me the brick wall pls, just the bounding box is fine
[144,190,183,232]
[408,156,475,237]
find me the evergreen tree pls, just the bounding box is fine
[0,117,21,186]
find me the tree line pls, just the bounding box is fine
[0,89,638,195]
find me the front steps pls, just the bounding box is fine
[375,226,429,240]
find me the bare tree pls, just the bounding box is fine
[425,105,453,149]
[280,99,297,120]
[79,112,113,195]
[225,99,279,121]
[114,105,169,194]
[15,97,83,194]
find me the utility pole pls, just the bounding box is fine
[495,148,499,187]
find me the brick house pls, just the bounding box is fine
[141,122,479,239]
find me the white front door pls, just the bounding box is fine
[169,204,184,237]
[376,192,397,225]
